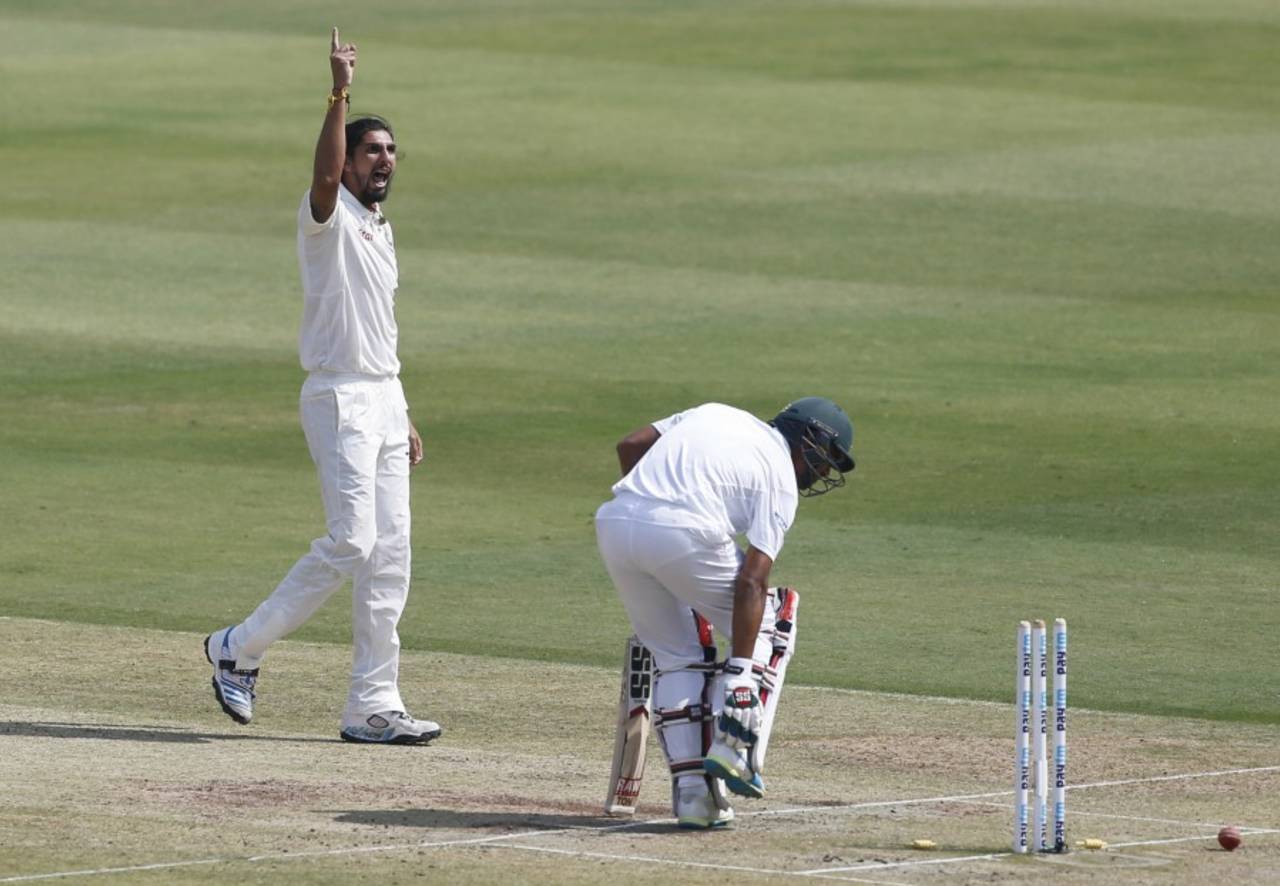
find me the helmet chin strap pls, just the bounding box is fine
[797,462,818,493]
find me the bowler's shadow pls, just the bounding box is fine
[1,721,334,744]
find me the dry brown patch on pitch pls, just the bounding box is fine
[126,777,334,810]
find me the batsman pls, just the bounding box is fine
[595,398,855,828]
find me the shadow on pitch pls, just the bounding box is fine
[0,721,335,744]
[333,808,633,831]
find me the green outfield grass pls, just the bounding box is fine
[1,0,1277,726]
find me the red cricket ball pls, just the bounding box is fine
[1217,826,1242,851]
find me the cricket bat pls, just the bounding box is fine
[604,635,653,815]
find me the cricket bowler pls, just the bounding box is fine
[203,29,440,745]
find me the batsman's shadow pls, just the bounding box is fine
[0,721,335,745]
[333,808,630,831]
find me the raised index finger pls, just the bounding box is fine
[331,27,339,51]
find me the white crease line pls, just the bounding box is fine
[5,763,1278,882]
[717,764,1280,877]
[744,789,1009,819]
[0,860,224,883]
[1108,829,1280,850]
[790,684,1006,709]
[800,826,1280,876]
[743,764,1280,821]
[959,799,1267,831]
[797,852,1007,875]
[0,831,582,884]
[490,843,912,886]
[1068,765,1280,791]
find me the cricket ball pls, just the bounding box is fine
[1217,826,1242,851]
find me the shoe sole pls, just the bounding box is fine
[339,728,442,745]
[205,633,251,726]
[704,757,765,800]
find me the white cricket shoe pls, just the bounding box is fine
[340,711,442,745]
[673,781,734,830]
[704,738,766,799]
[204,627,257,725]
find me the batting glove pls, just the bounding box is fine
[717,657,761,751]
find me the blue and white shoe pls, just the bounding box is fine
[673,781,734,829]
[340,711,442,745]
[204,627,257,725]
[704,739,766,799]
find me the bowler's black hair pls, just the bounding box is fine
[345,116,395,159]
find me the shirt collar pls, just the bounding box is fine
[339,183,381,222]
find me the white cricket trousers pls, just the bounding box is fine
[228,372,413,721]
[595,494,779,783]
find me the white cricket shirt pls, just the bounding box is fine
[610,403,799,560]
[296,184,401,376]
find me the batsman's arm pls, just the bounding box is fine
[311,27,356,223]
[616,424,661,476]
[730,546,773,659]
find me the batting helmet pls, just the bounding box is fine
[770,397,855,497]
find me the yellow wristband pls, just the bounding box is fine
[327,87,349,109]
